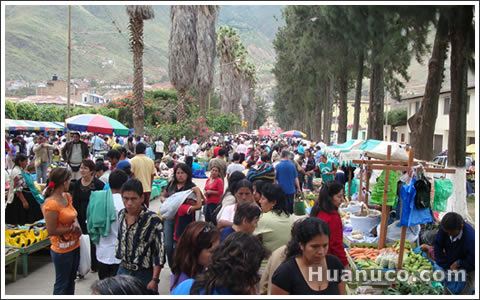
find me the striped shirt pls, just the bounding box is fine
[115,206,165,269]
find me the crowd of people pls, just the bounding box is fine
[4,130,475,295]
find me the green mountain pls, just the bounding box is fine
[5,5,285,83]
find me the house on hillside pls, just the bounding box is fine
[82,90,111,105]
[396,84,475,156]
[36,74,89,101]
[10,95,91,107]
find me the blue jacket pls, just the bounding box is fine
[434,221,475,272]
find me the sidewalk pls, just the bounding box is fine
[5,177,208,296]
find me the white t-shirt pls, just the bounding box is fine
[190,143,199,154]
[96,193,124,265]
[184,145,193,157]
[227,163,245,176]
[155,140,165,153]
[219,204,236,223]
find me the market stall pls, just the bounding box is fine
[5,119,66,133]
[340,146,456,295]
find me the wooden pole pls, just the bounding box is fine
[67,5,71,119]
[365,164,371,204]
[358,161,363,203]
[348,166,352,201]
[378,145,392,249]
[397,149,415,269]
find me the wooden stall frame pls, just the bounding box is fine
[352,146,456,269]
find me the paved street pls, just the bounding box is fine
[4,177,209,296]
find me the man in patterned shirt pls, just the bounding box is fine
[115,179,165,293]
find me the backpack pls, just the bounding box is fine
[414,176,431,209]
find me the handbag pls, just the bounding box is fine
[70,164,81,172]
[78,234,91,277]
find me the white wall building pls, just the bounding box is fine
[402,85,475,156]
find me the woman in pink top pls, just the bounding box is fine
[203,166,224,223]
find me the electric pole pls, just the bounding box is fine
[67,5,71,119]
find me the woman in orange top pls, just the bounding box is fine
[43,167,82,295]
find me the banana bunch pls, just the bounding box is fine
[5,228,48,248]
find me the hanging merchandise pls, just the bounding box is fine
[370,170,401,206]
[432,178,453,212]
[414,175,431,209]
[399,177,433,227]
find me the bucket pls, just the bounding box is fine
[350,214,381,234]
[294,201,306,216]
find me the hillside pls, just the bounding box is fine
[5,5,284,84]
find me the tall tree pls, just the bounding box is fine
[352,52,364,139]
[445,5,474,221]
[216,26,244,115]
[126,5,154,136]
[408,10,449,160]
[194,5,219,119]
[169,5,197,123]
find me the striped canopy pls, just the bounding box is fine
[65,114,129,136]
[5,119,65,132]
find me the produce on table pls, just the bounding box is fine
[374,248,399,269]
[356,259,382,270]
[402,250,433,272]
[5,228,48,248]
[392,239,412,252]
[349,247,381,261]
[383,279,443,295]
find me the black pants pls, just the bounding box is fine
[155,152,164,161]
[97,262,120,280]
[90,240,98,272]
[186,156,193,170]
[204,203,219,223]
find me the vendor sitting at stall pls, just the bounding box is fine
[434,212,475,295]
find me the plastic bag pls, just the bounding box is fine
[78,234,91,277]
[159,189,196,220]
[399,177,433,227]
[433,178,453,212]
[370,170,401,206]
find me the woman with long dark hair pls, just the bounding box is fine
[171,231,267,295]
[271,217,346,295]
[170,221,221,291]
[161,163,204,268]
[43,167,82,294]
[6,153,44,225]
[309,180,348,267]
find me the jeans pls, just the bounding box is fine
[117,265,153,288]
[51,247,80,295]
[306,174,314,191]
[98,262,119,280]
[286,193,294,214]
[163,218,175,268]
[36,161,49,184]
[204,203,219,223]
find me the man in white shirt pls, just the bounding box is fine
[190,139,200,155]
[227,152,246,181]
[154,136,165,161]
[183,140,194,170]
[27,135,38,159]
[96,169,127,280]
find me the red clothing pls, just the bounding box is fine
[316,210,348,266]
[204,177,224,204]
[213,147,221,158]
[174,204,194,241]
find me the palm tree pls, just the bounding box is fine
[216,26,244,115]
[126,5,154,136]
[169,5,197,123]
[194,5,219,119]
